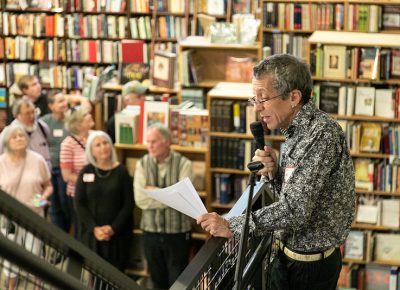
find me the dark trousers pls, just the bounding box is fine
[143,231,191,290]
[269,248,342,290]
[67,196,80,240]
[49,168,71,232]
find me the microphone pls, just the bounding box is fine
[250,121,273,180]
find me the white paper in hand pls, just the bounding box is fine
[143,177,207,219]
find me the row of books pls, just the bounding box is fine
[263,3,344,31]
[115,100,209,147]
[210,100,256,134]
[64,0,126,13]
[355,195,400,228]
[312,45,400,80]
[5,0,61,9]
[338,264,400,290]
[131,0,189,13]
[342,122,400,155]
[129,16,152,40]
[156,16,187,39]
[170,108,209,148]
[344,230,400,264]
[65,14,127,39]
[0,62,108,89]
[4,37,66,62]
[348,4,400,32]
[213,173,248,205]
[210,138,256,170]
[263,33,309,60]
[314,83,400,118]
[355,158,400,193]
[2,12,65,38]
[348,4,381,33]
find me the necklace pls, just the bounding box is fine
[94,166,112,179]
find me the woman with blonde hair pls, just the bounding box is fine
[60,106,95,238]
[75,131,133,271]
[0,125,52,289]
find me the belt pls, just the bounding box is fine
[279,242,335,262]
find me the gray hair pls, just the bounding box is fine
[2,125,29,153]
[64,106,90,135]
[253,54,312,104]
[85,131,117,166]
[12,97,35,116]
[148,123,171,142]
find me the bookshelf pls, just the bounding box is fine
[261,0,400,61]
[308,30,400,287]
[206,82,284,211]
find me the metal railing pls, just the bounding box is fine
[171,181,275,290]
[0,189,142,290]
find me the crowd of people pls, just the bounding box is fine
[0,78,191,290]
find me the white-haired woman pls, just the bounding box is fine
[0,125,52,290]
[75,131,133,271]
[60,106,95,239]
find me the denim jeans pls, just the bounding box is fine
[49,167,71,232]
[269,248,342,290]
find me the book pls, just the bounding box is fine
[119,62,150,84]
[365,265,391,290]
[319,82,340,114]
[121,39,144,63]
[375,89,395,118]
[225,56,253,83]
[354,159,374,191]
[374,234,400,262]
[359,47,379,80]
[391,49,400,78]
[142,101,169,144]
[344,231,366,260]
[323,45,347,78]
[360,123,382,153]
[380,199,400,228]
[355,86,375,116]
[0,88,6,108]
[115,105,141,144]
[152,50,176,89]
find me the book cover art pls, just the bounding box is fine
[323,45,347,78]
[225,56,253,83]
[119,62,150,84]
[360,123,382,153]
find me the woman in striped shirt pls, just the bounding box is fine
[60,105,94,239]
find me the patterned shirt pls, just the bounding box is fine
[229,101,355,252]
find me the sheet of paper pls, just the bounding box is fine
[143,177,207,219]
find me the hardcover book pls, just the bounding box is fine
[355,86,375,116]
[323,45,347,78]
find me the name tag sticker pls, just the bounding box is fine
[53,129,63,137]
[284,166,296,183]
[83,173,95,182]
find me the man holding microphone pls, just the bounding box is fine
[197,54,355,290]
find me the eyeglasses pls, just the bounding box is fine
[248,93,286,105]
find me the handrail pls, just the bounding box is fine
[171,181,274,290]
[0,189,142,290]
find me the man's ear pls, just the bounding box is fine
[290,90,302,107]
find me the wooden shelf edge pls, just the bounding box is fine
[115,143,207,154]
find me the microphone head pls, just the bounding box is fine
[250,121,264,138]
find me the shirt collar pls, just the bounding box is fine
[281,101,316,139]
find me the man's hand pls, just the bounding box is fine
[252,146,278,178]
[197,213,233,238]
